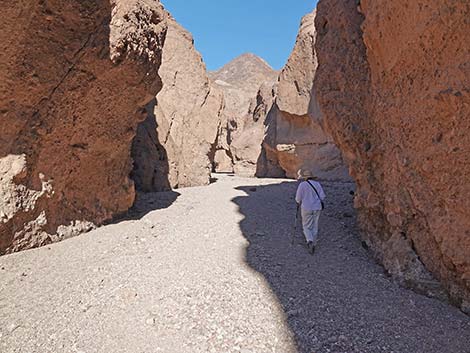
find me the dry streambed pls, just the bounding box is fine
[0,175,469,353]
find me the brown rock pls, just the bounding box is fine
[0,0,168,253]
[212,149,235,174]
[210,54,278,175]
[131,18,224,191]
[230,82,278,176]
[258,11,350,181]
[277,12,317,117]
[314,0,470,307]
[212,17,350,181]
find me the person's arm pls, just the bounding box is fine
[318,182,326,200]
[295,183,303,204]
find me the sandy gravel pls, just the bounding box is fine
[1,174,469,353]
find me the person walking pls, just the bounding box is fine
[295,169,326,255]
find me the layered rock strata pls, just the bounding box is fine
[314,0,470,310]
[0,0,168,253]
[131,19,224,191]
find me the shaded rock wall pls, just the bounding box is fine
[258,11,350,181]
[314,0,470,310]
[132,19,224,191]
[131,99,171,192]
[0,0,168,253]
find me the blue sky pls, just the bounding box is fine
[161,0,317,71]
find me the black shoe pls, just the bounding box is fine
[307,241,315,255]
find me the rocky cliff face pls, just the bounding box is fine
[210,54,278,175]
[229,82,279,177]
[131,18,224,191]
[210,44,349,181]
[314,0,470,310]
[258,11,350,181]
[0,0,168,253]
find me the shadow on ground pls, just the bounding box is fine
[232,181,470,353]
[109,189,180,224]
[128,190,180,219]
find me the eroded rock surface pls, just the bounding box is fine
[132,19,224,191]
[258,11,350,181]
[0,0,168,253]
[314,0,470,309]
[210,54,278,175]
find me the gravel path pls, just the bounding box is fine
[1,175,469,353]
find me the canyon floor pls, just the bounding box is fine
[1,174,469,353]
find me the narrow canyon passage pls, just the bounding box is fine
[1,176,469,353]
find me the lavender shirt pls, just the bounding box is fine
[295,180,326,211]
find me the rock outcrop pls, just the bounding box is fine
[258,11,350,181]
[131,18,224,191]
[0,0,168,253]
[314,0,470,310]
[229,81,279,176]
[210,54,278,175]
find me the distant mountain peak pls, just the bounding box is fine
[228,53,273,69]
[209,53,278,89]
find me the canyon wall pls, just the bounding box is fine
[258,11,350,181]
[210,26,350,182]
[131,18,224,191]
[0,0,168,253]
[314,0,470,310]
[210,54,278,176]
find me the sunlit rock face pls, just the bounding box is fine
[210,54,279,176]
[314,0,470,310]
[209,16,350,181]
[257,11,350,181]
[131,18,224,191]
[0,0,168,253]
